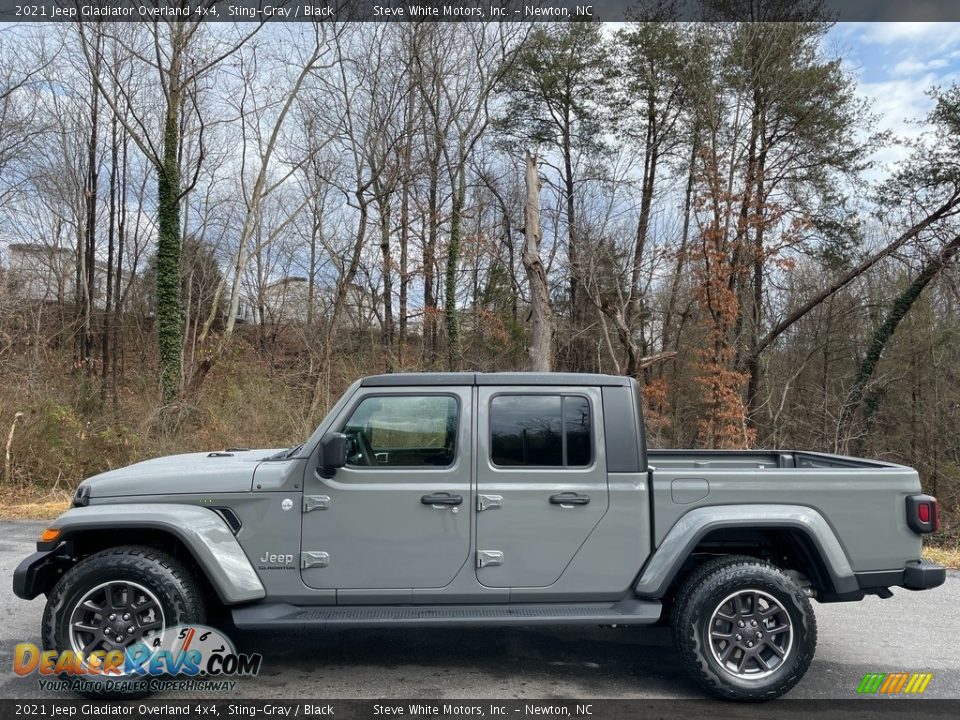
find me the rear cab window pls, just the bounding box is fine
[489,394,593,468]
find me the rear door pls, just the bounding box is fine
[301,387,472,590]
[475,385,608,588]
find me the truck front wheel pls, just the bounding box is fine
[42,545,206,699]
[671,555,817,700]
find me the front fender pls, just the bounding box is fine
[634,504,858,597]
[33,503,265,604]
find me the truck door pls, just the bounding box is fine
[301,387,472,590]
[475,386,609,588]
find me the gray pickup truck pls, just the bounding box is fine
[14,373,945,700]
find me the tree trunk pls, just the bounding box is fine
[80,55,100,375]
[101,115,117,399]
[662,126,699,362]
[625,100,659,378]
[307,196,320,328]
[112,133,127,407]
[423,139,440,366]
[156,74,184,405]
[399,76,415,361]
[399,177,409,360]
[522,152,553,372]
[745,129,769,423]
[561,118,586,371]
[309,201,368,418]
[444,163,466,370]
[379,198,395,371]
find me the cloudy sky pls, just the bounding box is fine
[828,23,960,171]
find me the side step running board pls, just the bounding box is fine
[231,599,661,629]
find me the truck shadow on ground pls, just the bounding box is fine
[227,624,705,697]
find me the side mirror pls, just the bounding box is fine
[317,432,347,478]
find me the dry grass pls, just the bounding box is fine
[0,348,325,488]
[923,545,960,569]
[0,486,71,521]
[0,347,345,523]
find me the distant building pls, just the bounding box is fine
[3,242,128,309]
[340,282,380,331]
[234,299,255,326]
[4,243,72,304]
[251,278,379,329]
[260,276,311,326]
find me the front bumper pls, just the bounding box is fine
[12,547,69,600]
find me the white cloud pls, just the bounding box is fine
[857,22,960,49]
[828,23,960,179]
[891,57,949,77]
[855,75,952,170]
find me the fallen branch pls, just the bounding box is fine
[750,193,960,362]
[635,351,679,372]
[5,412,24,485]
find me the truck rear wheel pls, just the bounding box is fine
[42,545,206,699]
[671,555,817,701]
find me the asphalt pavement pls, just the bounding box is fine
[1,520,957,700]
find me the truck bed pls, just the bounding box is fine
[645,449,921,573]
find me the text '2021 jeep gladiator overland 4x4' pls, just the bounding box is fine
[14,373,945,700]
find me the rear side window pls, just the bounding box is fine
[490,395,592,468]
[342,395,458,467]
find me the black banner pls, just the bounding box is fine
[2,700,960,720]
[3,0,960,23]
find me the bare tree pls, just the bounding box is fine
[522,151,552,371]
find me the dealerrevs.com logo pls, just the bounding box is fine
[13,624,262,693]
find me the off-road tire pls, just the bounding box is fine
[42,545,206,699]
[671,555,817,701]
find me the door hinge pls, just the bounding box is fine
[303,495,330,513]
[477,550,504,568]
[477,494,503,512]
[301,551,330,569]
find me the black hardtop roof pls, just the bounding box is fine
[360,372,632,388]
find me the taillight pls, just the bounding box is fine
[906,495,938,534]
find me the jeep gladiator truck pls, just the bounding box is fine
[13,372,945,700]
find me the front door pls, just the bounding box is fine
[475,386,609,588]
[301,387,472,590]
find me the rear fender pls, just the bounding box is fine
[634,504,857,597]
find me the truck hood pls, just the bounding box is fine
[80,449,286,498]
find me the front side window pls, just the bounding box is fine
[490,395,593,468]
[341,395,458,467]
